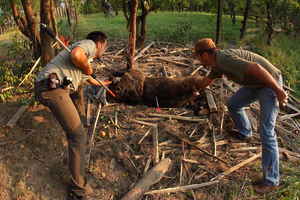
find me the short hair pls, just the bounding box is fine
[86,31,107,44]
[198,47,218,57]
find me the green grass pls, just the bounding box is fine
[57,11,250,46]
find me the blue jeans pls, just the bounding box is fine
[227,76,282,187]
[104,10,114,18]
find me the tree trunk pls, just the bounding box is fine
[128,0,138,69]
[21,0,42,59]
[216,0,222,44]
[10,0,31,39]
[135,2,151,49]
[266,0,277,45]
[65,2,72,29]
[240,0,251,39]
[229,1,236,25]
[50,0,60,56]
[40,0,53,67]
[115,5,119,16]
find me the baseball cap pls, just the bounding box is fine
[191,38,216,58]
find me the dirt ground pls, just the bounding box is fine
[1,41,299,200]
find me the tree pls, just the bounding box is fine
[124,0,161,49]
[127,0,138,68]
[18,0,42,59]
[40,0,53,67]
[266,0,278,45]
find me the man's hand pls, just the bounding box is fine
[103,78,112,86]
[276,88,288,106]
[192,86,201,96]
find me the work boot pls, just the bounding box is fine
[70,192,93,200]
[254,183,278,195]
[229,129,253,142]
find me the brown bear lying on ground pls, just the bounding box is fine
[107,69,204,108]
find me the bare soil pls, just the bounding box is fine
[1,41,299,200]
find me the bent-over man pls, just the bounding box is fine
[191,38,288,195]
[34,31,111,200]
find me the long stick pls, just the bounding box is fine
[85,103,102,167]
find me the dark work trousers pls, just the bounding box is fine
[35,84,92,197]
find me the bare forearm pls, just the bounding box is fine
[196,76,215,89]
[87,78,111,86]
[246,62,288,105]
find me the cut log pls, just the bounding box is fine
[205,87,218,112]
[6,99,33,128]
[121,158,171,200]
[6,106,28,128]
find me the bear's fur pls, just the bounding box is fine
[108,69,203,108]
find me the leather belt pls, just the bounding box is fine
[34,79,62,93]
[34,79,49,87]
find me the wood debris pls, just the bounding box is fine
[81,43,300,199]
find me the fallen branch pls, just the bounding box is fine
[154,57,189,67]
[211,152,262,181]
[121,158,171,200]
[168,132,228,164]
[134,41,155,61]
[138,128,152,144]
[144,180,219,195]
[153,124,159,164]
[131,119,155,126]
[149,113,207,122]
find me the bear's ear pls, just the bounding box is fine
[109,76,115,82]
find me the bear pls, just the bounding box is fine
[107,69,203,108]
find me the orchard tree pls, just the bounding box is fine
[124,0,162,49]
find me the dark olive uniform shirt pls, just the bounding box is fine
[208,49,281,89]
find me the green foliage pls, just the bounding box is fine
[7,32,31,59]
[163,15,196,43]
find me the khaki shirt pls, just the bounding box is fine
[35,39,96,93]
[208,49,281,88]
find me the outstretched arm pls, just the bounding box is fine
[245,62,288,106]
[192,76,215,96]
[87,78,111,86]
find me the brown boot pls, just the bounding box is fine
[253,183,278,195]
[229,129,253,142]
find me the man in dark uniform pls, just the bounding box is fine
[34,31,111,200]
[191,38,288,195]
[104,0,114,18]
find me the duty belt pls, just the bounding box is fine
[34,79,62,93]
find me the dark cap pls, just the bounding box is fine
[191,38,216,58]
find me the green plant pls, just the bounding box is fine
[7,32,31,58]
